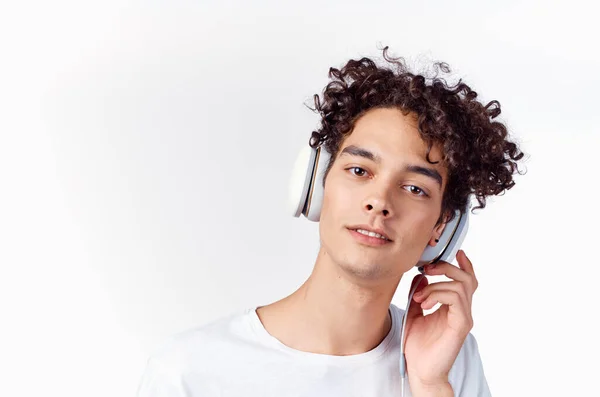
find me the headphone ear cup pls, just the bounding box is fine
[289,146,317,218]
[304,146,331,222]
[417,204,471,266]
[418,209,461,265]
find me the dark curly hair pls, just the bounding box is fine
[306,46,526,225]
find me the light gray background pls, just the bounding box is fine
[1,1,598,396]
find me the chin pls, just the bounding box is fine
[337,257,393,280]
[320,236,396,280]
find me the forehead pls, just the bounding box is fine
[343,108,446,164]
[339,107,449,184]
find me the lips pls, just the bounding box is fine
[348,228,392,246]
[347,225,393,242]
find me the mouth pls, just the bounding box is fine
[347,227,393,246]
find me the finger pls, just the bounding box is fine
[421,291,473,335]
[456,250,478,290]
[420,290,469,318]
[410,272,428,294]
[420,290,474,333]
[413,280,471,307]
[407,274,428,321]
[457,250,476,278]
[423,262,470,283]
[423,265,476,298]
[425,254,478,294]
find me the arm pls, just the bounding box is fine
[409,332,490,397]
[410,381,454,397]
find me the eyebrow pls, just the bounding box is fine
[339,145,443,189]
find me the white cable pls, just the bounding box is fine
[399,270,428,397]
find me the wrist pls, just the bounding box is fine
[410,380,453,397]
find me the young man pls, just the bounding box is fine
[137,47,524,396]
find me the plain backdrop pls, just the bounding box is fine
[1,1,598,396]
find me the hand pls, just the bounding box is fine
[403,249,479,389]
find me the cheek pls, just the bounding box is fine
[392,211,436,246]
[319,182,351,234]
[324,176,355,209]
[319,195,338,234]
[411,217,438,246]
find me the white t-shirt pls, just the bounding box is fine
[136,303,491,396]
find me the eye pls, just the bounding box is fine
[404,185,428,197]
[346,167,369,177]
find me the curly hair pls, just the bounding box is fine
[306,46,526,225]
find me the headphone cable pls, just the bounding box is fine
[399,270,428,397]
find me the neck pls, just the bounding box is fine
[256,247,403,356]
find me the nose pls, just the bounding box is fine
[362,192,393,218]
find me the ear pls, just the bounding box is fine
[428,211,451,247]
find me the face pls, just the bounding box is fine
[318,107,449,281]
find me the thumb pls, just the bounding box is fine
[406,273,428,321]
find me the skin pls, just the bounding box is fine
[256,107,478,396]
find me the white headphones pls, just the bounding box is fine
[288,144,471,267]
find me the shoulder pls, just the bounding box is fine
[143,307,256,372]
[136,308,257,396]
